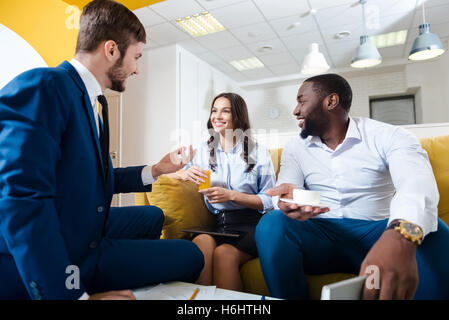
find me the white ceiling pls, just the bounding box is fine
[133,0,449,83]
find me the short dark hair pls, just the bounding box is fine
[304,73,353,111]
[75,0,146,58]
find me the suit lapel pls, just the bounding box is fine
[58,61,106,181]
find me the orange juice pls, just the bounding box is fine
[198,170,211,190]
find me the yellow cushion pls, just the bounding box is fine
[420,135,449,225]
[147,175,215,239]
[135,192,149,206]
[240,258,355,299]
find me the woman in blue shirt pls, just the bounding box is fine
[169,92,275,291]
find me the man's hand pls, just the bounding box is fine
[152,145,196,178]
[266,183,329,221]
[177,166,208,185]
[360,229,419,300]
[88,290,136,300]
[199,187,235,204]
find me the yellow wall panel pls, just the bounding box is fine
[0,0,164,67]
[63,0,165,11]
[0,0,79,67]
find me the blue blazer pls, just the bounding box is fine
[0,61,152,299]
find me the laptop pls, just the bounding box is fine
[321,275,367,300]
[182,226,243,238]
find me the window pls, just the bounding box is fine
[369,95,416,125]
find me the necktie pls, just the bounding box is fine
[97,95,110,181]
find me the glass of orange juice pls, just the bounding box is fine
[198,170,211,190]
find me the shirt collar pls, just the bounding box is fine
[303,116,361,147]
[216,139,242,154]
[69,58,103,107]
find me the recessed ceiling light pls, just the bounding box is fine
[370,30,408,48]
[176,12,225,37]
[286,21,301,31]
[334,31,351,39]
[258,45,273,53]
[230,57,264,71]
[301,9,318,18]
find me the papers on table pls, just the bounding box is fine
[133,282,216,300]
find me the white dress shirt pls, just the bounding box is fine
[68,59,155,185]
[275,117,439,238]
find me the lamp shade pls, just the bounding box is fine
[301,43,330,75]
[351,35,382,68]
[409,23,445,61]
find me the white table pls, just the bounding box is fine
[133,281,279,300]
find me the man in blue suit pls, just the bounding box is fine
[0,0,203,300]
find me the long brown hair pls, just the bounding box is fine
[76,0,147,58]
[206,93,256,173]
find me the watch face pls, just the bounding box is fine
[403,222,421,237]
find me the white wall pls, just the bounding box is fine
[120,45,240,206]
[120,45,178,206]
[405,50,449,124]
[122,45,178,167]
[243,53,449,132]
[0,24,47,89]
[177,47,243,147]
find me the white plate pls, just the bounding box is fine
[279,198,329,209]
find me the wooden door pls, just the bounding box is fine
[103,90,121,207]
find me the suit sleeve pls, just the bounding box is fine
[113,166,152,194]
[0,71,85,299]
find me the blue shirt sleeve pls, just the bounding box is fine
[256,147,276,213]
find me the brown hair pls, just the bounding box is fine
[75,0,146,58]
[207,93,256,173]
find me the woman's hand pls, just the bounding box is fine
[199,187,236,203]
[176,166,208,185]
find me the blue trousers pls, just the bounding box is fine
[0,205,203,299]
[255,210,449,300]
[87,205,204,294]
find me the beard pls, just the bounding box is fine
[107,57,128,92]
[300,100,329,139]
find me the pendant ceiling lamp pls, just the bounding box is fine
[301,43,330,75]
[351,0,382,68]
[409,1,445,61]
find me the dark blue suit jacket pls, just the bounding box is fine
[0,61,152,299]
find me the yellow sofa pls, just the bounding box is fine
[135,135,449,299]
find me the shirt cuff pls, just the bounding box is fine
[257,194,274,214]
[141,165,157,186]
[389,192,438,239]
[272,195,280,210]
[78,292,89,300]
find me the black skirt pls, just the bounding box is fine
[212,209,262,257]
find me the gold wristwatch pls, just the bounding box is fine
[387,220,423,246]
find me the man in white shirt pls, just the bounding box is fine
[255,73,449,300]
[0,0,203,300]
